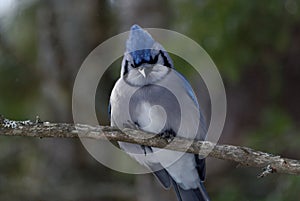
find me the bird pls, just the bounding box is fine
[109,24,210,201]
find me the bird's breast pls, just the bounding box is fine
[129,84,181,134]
[110,69,201,140]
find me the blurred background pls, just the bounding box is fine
[1,0,300,200]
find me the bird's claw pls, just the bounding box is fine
[123,120,140,130]
[158,129,176,143]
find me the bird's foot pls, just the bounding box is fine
[123,120,140,130]
[158,129,176,143]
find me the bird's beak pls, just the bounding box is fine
[138,68,147,78]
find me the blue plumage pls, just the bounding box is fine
[130,49,152,66]
[109,25,210,201]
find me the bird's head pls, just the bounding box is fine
[121,24,173,86]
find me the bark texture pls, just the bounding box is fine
[1,115,299,176]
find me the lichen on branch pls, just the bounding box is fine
[0,115,300,176]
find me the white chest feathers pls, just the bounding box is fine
[135,102,167,133]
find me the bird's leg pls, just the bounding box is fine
[123,121,148,156]
[123,120,140,130]
[141,145,147,156]
[158,129,176,143]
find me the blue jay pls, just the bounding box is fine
[109,25,210,201]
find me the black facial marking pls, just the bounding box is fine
[159,50,172,68]
[123,49,172,76]
[123,60,129,75]
[133,50,159,67]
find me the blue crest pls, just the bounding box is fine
[126,25,155,66]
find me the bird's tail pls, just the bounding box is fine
[172,179,210,201]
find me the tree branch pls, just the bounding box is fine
[0,115,299,176]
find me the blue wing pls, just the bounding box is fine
[174,70,208,136]
[172,71,209,201]
[174,71,200,108]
